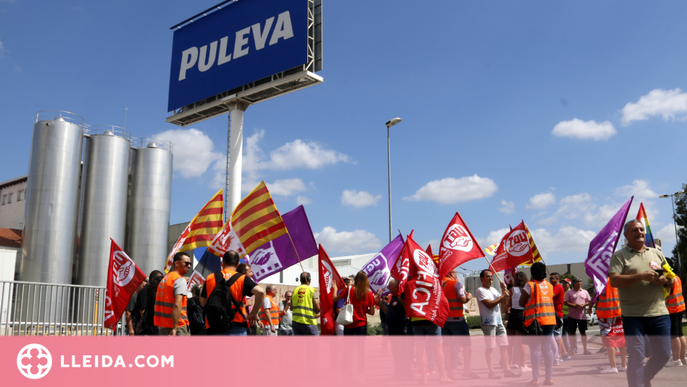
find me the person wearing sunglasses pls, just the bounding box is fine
[154,252,192,336]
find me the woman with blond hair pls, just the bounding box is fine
[333,271,375,335]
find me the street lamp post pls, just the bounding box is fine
[659,190,685,276]
[385,117,402,243]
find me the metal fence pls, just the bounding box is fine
[0,280,126,336]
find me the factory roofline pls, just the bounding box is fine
[0,175,27,190]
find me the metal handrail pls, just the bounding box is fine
[0,280,126,336]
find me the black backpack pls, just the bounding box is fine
[186,297,206,335]
[204,272,245,333]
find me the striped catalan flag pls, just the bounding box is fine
[523,222,543,266]
[231,181,287,256]
[164,189,223,272]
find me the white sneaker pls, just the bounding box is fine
[682,359,687,366]
[521,366,532,372]
[618,366,627,372]
[600,367,618,374]
[666,359,683,367]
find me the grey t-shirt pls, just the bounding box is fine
[608,245,668,317]
[279,300,293,330]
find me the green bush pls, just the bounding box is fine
[466,315,481,329]
[367,323,383,336]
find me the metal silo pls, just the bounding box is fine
[126,138,173,276]
[18,111,84,284]
[74,126,131,287]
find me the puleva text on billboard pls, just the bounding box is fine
[168,0,308,112]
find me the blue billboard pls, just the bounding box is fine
[168,0,308,112]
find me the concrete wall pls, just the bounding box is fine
[0,180,26,229]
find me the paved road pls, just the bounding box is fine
[348,332,686,387]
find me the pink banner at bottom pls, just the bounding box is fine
[1,335,642,386]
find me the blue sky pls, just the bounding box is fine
[1,1,686,272]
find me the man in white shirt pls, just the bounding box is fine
[476,269,518,379]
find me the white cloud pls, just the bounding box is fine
[530,226,597,255]
[244,130,349,172]
[267,179,307,196]
[498,200,515,214]
[478,228,511,247]
[296,196,311,205]
[615,180,658,202]
[620,88,687,125]
[341,190,382,208]
[404,175,498,204]
[655,224,676,245]
[154,128,223,178]
[526,192,556,210]
[314,226,383,253]
[551,119,616,140]
[0,38,4,57]
[582,203,625,229]
[540,193,595,225]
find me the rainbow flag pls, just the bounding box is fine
[231,181,288,256]
[636,202,656,248]
[164,190,223,272]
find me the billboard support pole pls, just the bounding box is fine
[226,102,250,221]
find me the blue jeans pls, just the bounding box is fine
[343,325,367,336]
[528,325,555,382]
[622,315,671,387]
[229,326,247,336]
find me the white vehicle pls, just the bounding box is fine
[586,307,597,326]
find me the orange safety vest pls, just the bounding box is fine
[204,268,248,328]
[154,271,189,328]
[666,277,686,314]
[523,280,556,327]
[442,278,464,318]
[596,279,621,318]
[260,295,280,327]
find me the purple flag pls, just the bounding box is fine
[248,206,318,282]
[585,197,633,300]
[361,234,405,294]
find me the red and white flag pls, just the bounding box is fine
[390,230,413,295]
[105,239,147,331]
[186,270,206,292]
[438,212,485,279]
[504,267,518,286]
[402,235,450,327]
[490,221,534,272]
[318,245,345,335]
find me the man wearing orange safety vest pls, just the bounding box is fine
[260,284,280,336]
[593,279,627,374]
[666,275,686,367]
[154,252,192,336]
[519,262,556,386]
[200,250,265,336]
[441,268,478,379]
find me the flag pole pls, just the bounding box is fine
[483,256,504,283]
[285,231,305,272]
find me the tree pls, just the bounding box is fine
[670,183,687,278]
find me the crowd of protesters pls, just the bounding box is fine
[126,220,684,387]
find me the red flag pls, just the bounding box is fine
[318,244,345,335]
[503,267,518,286]
[490,221,534,272]
[438,212,485,279]
[425,244,439,266]
[390,231,413,295]
[402,235,450,327]
[186,270,206,292]
[105,239,147,331]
